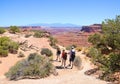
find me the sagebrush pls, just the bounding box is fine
[5,53,56,80]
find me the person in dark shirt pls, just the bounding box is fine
[68,46,75,69]
[56,47,61,62]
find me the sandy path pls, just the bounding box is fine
[0,33,107,84]
[0,52,107,84]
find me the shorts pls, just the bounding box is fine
[63,56,67,60]
[57,53,60,56]
[69,55,75,62]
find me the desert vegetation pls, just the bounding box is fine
[18,51,25,57]
[49,36,57,46]
[5,53,56,80]
[0,27,6,34]
[33,30,45,38]
[25,34,32,38]
[40,48,53,57]
[0,36,19,57]
[74,56,82,69]
[9,26,20,34]
[87,15,120,83]
[33,30,50,38]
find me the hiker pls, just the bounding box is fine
[61,50,67,68]
[56,47,61,62]
[68,46,76,69]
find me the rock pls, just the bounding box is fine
[81,24,102,33]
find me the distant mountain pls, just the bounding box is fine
[29,23,80,27]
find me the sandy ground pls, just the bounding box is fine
[0,32,107,84]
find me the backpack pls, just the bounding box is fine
[71,50,75,56]
[57,50,61,54]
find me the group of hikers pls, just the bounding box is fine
[56,46,76,69]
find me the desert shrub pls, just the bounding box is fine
[40,48,53,57]
[100,53,120,80]
[9,41,19,54]
[0,36,10,45]
[66,45,71,50]
[18,51,25,57]
[74,56,82,69]
[33,31,44,38]
[87,47,98,58]
[0,36,19,56]
[25,34,32,38]
[76,47,82,52]
[5,53,56,80]
[51,45,59,49]
[9,26,20,34]
[0,49,8,57]
[0,28,6,34]
[87,47,107,67]
[49,36,57,46]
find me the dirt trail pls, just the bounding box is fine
[0,52,107,84]
[0,33,107,84]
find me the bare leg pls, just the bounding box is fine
[56,55,58,61]
[58,56,61,62]
[61,58,63,67]
[71,62,73,69]
[63,60,66,68]
[68,61,71,66]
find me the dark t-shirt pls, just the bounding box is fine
[57,50,61,55]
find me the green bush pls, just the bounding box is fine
[100,53,120,75]
[0,28,6,34]
[0,49,8,57]
[0,36,19,56]
[33,31,44,38]
[9,42,19,54]
[40,48,53,57]
[74,56,82,69]
[88,15,120,82]
[5,53,55,80]
[9,26,20,34]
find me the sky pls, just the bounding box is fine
[0,0,120,26]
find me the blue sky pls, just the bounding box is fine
[0,0,120,26]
